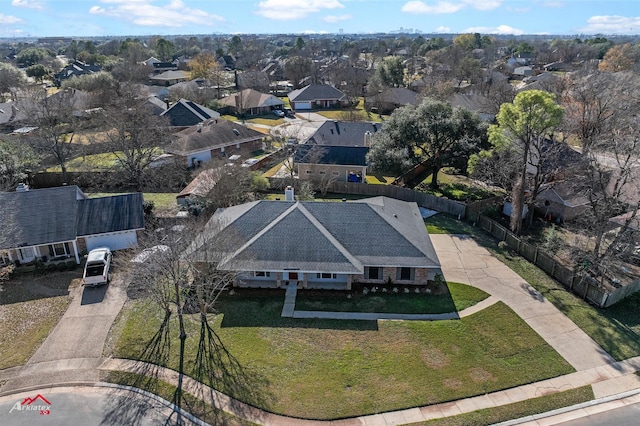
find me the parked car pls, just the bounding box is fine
[82,247,112,287]
[284,107,294,118]
[273,109,285,117]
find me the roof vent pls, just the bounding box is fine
[232,129,240,136]
[16,183,29,192]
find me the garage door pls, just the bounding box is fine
[84,231,138,252]
[294,102,312,110]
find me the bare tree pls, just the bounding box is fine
[21,87,82,184]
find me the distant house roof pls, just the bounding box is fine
[288,84,348,103]
[538,181,590,208]
[0,186,143,249]
[77,193,145,236]
[306,121,380,146]
[185,197,441,273]
[166,118,264,156]
[365,87,419,108]
[53,61,102,85]
[177,168,221,200]
[219,88,284,109]
[149,70,188,84]
[294,145,369,167]
[449,93,495,121]
[160,98,220,127]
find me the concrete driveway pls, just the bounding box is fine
[0,275,127,393]
[430,234,616,371]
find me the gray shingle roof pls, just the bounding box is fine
[288,84,348,103]
[294,145,369,166]
[306,121,380,146]
[160,98,220,127]
[0,186,144,249]
[77,193,145,236]
[186,197,440,273]
[0,186,81,248]
[166,118,265,156]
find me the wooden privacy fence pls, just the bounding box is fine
[465,210,638,308]
[267,178,467,217]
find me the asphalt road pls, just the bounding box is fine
[0,386,199,426]
[557,402,640,426]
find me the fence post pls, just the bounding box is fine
[533,247,538,264]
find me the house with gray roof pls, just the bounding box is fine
[294,145,368,183]
[305,121,380,147]
[160,98,221,128]
[0,185,144,266]
[287,84,349,110]
[364,87,419,114]
[185,196,442,289]
[219,88,284,117]
[166,118,265,167]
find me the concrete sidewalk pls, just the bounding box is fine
[430,234,616,371]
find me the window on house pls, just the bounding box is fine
[49,242,71,258]
[398,267,413,281]
[365,266,382,280]
[332,171,340,176]
[254,271,271,277]
[319,170,326,175]
[316,273,337,279]
[305,170,314,174]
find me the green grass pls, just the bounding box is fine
[416,170,506,202]
[45,149,164,172]
[426,213,640,361]
[412,386,594,426]
[112,293,573,419]
[103,371,255,426]
[365,174,396,184]
[0,272,78,369]
[294,282,489,314]
[87,192,179,212]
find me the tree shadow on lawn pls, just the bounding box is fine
[218,289,378,331]
[0,271,80,305]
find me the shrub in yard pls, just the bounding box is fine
[46,264,57,272]
[56,262,67,272]
[66,261,77,270]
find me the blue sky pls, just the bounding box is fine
[1,0,639,38]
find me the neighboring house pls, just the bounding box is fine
[176,168,220,206]
[294,144,368,183]
[160,98,221,128]
[219,88,284,116]
[151,61,178,73]
[218,55,236,70]
[449,93,495,122]
[184,196,442,289]
[149,70,189,86]
[0,185,144,266]
[145,95,168,115]
[513,66,534,77]
[53,61,102,87]
[287,84,349,110]
[165,118,264,167]
[364,87,419,114]
[536,181,591,222]
[305,121,380,146]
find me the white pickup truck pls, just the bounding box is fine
[82,247,112,287]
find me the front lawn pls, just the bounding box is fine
[0,272,78,369]
[111,291,573,419]
[294,282,489,314]
[87,192,179,213]
[416,170,506,202]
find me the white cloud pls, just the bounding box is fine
[302,29,330,34]
[89,0,224,28]
[11,0,45,10]
[401,0,501,15]
[255,0,345,21]
[401,1,463,14]
[434,25,451,33]
[0,13,23,24]
[323,14,351,23]
[463,24,525,35]
[578,15,640,35]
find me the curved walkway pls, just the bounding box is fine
[2,234,640,425]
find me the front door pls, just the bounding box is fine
[288,272,299,281]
